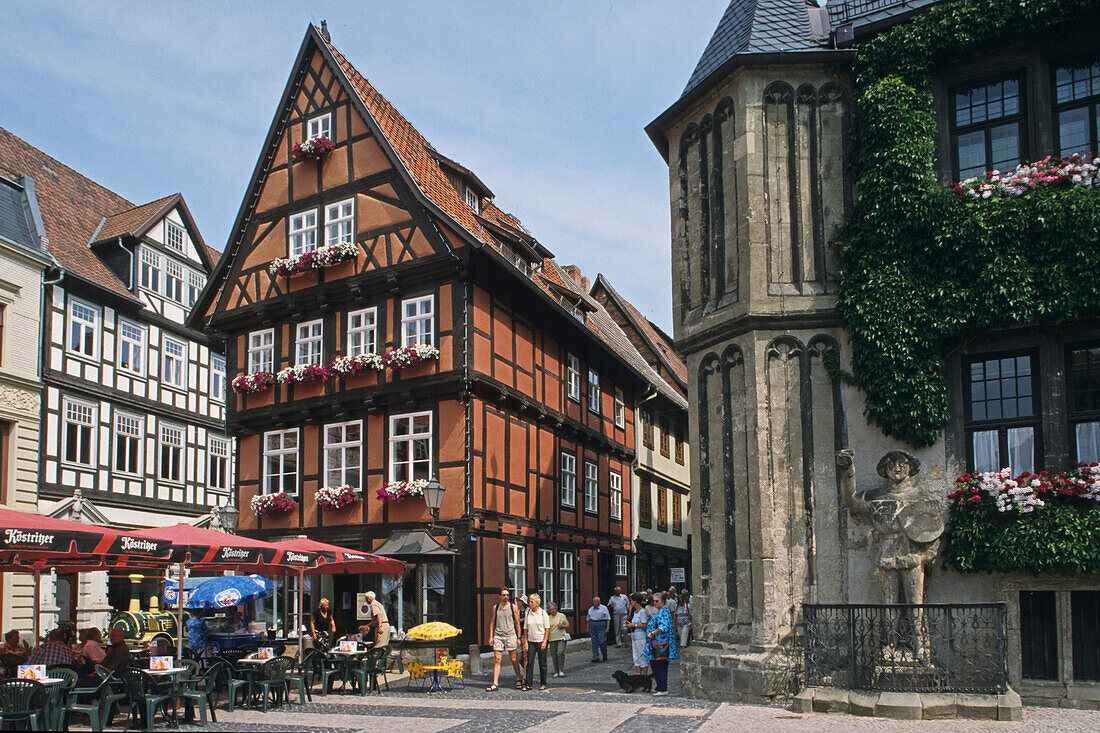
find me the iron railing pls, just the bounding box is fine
[830,0,924,25]
[803,603,1008,693]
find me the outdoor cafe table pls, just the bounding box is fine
[146,667,189,727]
[326,646,371,693]
[419,665,449,694]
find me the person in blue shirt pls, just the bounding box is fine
[186,614,208,654]
[643,592,678,696]
[585,597,610,662]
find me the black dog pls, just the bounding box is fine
[612,670,653,693]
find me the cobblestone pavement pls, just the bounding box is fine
[80,643,1097,732]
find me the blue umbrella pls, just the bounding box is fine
[184,574,270,609]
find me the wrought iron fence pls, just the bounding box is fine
[803,603,1007,693]
[830,0,916,24]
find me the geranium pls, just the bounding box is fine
[376,479,428,503]
[383,343,440,370]
[948,463,1100,513]
[949,153,1099,200]
[276,363,332,385]
[291,136,337,161]
[251,492,298,517]
[330,353,384,377]
[315,485,362,510]
[269,240,358,277]
[231,371,277,394]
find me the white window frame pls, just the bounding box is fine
[211,354,226,402]
[615,554,628,578]
[117,319,145,377]
[295,319,323,366]
[113,411,143,476]
[62,398,96,467]
[558,551,574,611]
[162,336,187,390]
[347,307,377,356]
[289,210,318,256]
[158,422,184,484]
[566,354,581,402]
[324,199,354,249]
[165,260,184,303]
[560,451,576,508]
[165,220,185,252]
[263,428,299,496]
[613,387,625,428]
[587,369,600,414]
[187,271,205,307]
[248,329,274,374]
[389,411,433,483]
[538,548,554,608]
[140,248,162,293]
[583,460,599,514]
[401,295,434,347]
[507,543,526,599]
[67,298,100,359]
[209,435,230,492]
[465,186,479,214]
[324,420,363,490]
[307,113,332,141]
[609,470,622,521]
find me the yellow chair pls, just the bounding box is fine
[406,660,425,691]
[445,659,464,690]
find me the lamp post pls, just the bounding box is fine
[422,477,453,543]
[214,500,239,534]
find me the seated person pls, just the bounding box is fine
[75,628,105,674]
[101,628,130,673]
[0,630,28,660]
[27,628,74,666]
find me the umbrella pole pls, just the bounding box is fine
[32,569,40,643]
[298,569,304,662]
[177,561,186,661]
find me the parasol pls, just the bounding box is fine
[405,622,461,641]
[183,575,271,609]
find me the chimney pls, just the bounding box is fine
[319,20,331,42]
[563,265,590,292]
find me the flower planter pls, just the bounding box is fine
[269,240,358,278]
[251,492,298,518]
[330,353,384,379]
[276,363,332,386]
[232,372,277,395]
[316,485,363,511]
[376,479,428,503]
[292,136,336,162]
[949,154,1099,200]
[383,344,440,371]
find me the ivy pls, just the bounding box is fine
[835,0,1100,446]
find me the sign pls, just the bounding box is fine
[670,567,686,584]
[214,588,242,608]
[150,656,173,671]
[17,665,45,681]
[337,640,356,652]
[255,647,274,660]
[356,592,371,620]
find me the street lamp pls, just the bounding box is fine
[215,501,239,534]
[422,477,453,543]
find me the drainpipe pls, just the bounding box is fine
[631,385,659,587]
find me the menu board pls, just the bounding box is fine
[337,640,356,652]
[17,665,45,681]
[150,656,174,671]
[255,647,274,660]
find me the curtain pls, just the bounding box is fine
[972,430,1000,472]
[1077,422,1100,463]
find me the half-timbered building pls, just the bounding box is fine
[0,127,231,629]
[192,24,677,646]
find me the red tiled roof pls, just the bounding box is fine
[92,194,177,244]
[592,274,688,390]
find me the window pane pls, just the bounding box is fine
[1021,591,1059,680]
[990,123,1020,173]
[1072,591,1100,681]
[957,131,986,179]
[1007,426,1034,473]
[1077,422,1100,463]
[1059,107,1092,156]
[972,430,1000,472]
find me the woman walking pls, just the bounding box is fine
[675,591,693,648]
[522,593,551,690]
[625,592,649,675]
[546,603,569,677]
[643,592,678,696]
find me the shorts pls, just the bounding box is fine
[492,634,518,652]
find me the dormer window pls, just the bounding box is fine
[465,187,479,214]
[165,221,185,252]
[307,113,332,141]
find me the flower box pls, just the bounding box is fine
[330,353,384,378]
[383,344,439,370]
[316,485,362,510]
[276,363,332,386]
[376,479,428,503]
[948,463,1100,514]
[231,371,277,394]
[291,136,336,162]
[949,154,1099,200]
[269,240,358,278]
[251,492,298,517]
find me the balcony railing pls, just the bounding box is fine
[830,0,925,25]
[803,603,1008,693]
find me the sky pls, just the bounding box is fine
[0,1,728,332]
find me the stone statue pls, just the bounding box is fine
[836,449,944,605]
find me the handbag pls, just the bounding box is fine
[650,640,670,661]
[563,633,571,641]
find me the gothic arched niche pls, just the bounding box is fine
[763,82,799,290]
[677,124,699,317]
[720,344,746,612]
[696,353,721,595]
[712,97,737,305]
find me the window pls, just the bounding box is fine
[113,412,142,475]
[587,369,600,413]
[660,417,670,457]
[639,479,652,528]
[347,308,377,356]
[162,337,187,390]
[613,388,625,428]
[248,329,274,374]
[401,296,434,347]
[609,470,622,521]
[583,460,598,514]
[307,113,331,141]
[1020,590,1058,680]
[389,412,432,483]
[295,320,323,366]
[615,554,627,578]
[325,420,362,489]
[1054,57,1100,157]
[507,544,526,599]
[324,199,354,249]
[67,299,99,358]
[263,428,299,495]
[951,76,1025,180]
[1068,345,1100,463]
[63,399,96,466]
[965,352,1038,473]
[465,186,479,214]
[560,452,576,508]
[1072,591,1100,681]
[538,549,554,607]
[289,210,318,256]
[558,551,574,611]
[117,320,145,376]
[657,487,668,532]
[566,354,581,402]
[675,425,685,465]
[158,423,183,483]
[420,563,447,625]
[140,249,161,293]
[165,221,184,252]
[673,493,683,536]
[209,436,230,492]
[165,261,184,303]
[187,271,205,307]
[211,354,226,402]
[642,410,653,449]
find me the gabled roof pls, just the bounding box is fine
[92,193,177,244]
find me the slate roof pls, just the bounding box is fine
[0,175,45,258]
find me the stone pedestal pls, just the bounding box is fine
[680,640,799,703]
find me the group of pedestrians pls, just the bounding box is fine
[486,588,570,692]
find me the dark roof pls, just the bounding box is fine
[0,175,46,259]
[373,529,455,556]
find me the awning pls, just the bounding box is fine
[372,529,455,557]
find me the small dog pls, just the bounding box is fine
[612,670,653,693]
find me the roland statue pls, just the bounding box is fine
[836,449,945,605]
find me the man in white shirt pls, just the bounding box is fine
[607,587,630,647]
[586,596,611,662]
[366,591,390,648]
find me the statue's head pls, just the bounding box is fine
[876,451,920,484]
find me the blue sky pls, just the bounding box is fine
[0,1,727,331]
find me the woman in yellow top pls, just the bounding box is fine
[545,602,570,678]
